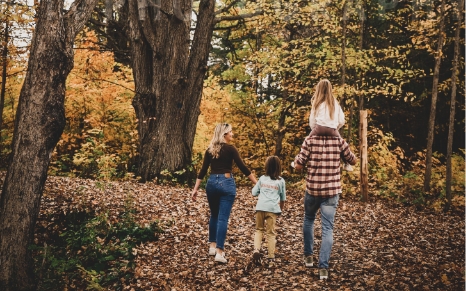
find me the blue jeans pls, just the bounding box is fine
[205,174,236,250]
[303,192,340,269]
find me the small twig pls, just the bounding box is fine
[73,74,135,93]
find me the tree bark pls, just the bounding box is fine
[445,0,463,210]
[0,19,8,150]
[341,1,350,142]
[0,0,98,289]
[357,6,365,141]
[357,6,364,112]
[424,0,445,193]
[360,110,368,202]
[128,0,216,182]
[274,100,292,158]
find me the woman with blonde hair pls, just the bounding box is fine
[308,79,353,171]
[191,123,257,263]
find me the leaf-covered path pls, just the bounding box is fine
[38,176,465,290]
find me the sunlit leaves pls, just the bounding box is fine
[49,29,136,179]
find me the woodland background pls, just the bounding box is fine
[0,0,465,290]
[1,0,464,204]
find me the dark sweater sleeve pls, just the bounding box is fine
[231,146,252,176]
[197,150,211,179]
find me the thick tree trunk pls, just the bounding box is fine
[424,0,445,193]
[0,20,8,147]
[0,0,98,289]
[128,0,215,182]
[445,0,463,210]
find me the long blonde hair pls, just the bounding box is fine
[311,79,335,120]
[208,123,232,158]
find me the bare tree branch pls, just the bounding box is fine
[74,74,135,92]
[65,0,101,37]
[214,0,240,15]
[214,10,263,24]
[213,23,242,30]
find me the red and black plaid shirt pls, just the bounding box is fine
[294,136,356,198]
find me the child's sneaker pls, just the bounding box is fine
[214,252,227,263]
[343,163,353,172]
[304,256,313,267]
[267,258,275,268]
[319,268,328,280]
[252,250,262,265]
[209,247,216,256]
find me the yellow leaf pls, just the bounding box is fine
[441,274,450,284]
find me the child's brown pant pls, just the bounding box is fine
[254,211,277,259]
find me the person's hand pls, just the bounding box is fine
[191,189,198,201]
[294,163,304,171]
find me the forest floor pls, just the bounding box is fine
[35,175,465,291]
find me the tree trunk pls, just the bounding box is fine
[347,105,353,142]
[0,0,98,289]
[357,6,364,111]
[341,0,349,141]
[274,100,291,158]
[424,0,445,193]
[128,0,216,182]
[445,0,463,210]
[341,0,347,90]
[0,19,8,149]
[360,110,368,202]
[357,9,365,140]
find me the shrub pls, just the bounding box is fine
[32,207,163,290]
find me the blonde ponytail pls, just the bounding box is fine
[312,79,335,120]
[208,123,232,158]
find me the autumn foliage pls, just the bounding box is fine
[0,1,464,290]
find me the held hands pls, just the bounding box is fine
[291,160,301,170]
[292,160,304,171]
[248,173,258,185]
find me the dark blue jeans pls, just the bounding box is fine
[206,174,236,250]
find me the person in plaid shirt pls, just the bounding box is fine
[293,135,357,280]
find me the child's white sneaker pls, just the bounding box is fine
[214,252,227,263]
[343,163,353,172]
[209,247,216,256]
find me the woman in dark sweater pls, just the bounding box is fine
[191,123,257,263]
